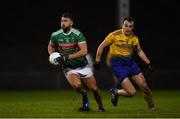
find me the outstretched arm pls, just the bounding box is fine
[136,44,150,64]
[95,40,111,62]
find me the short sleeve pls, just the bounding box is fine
[50,33,56,44]
[78,32,86,44]
[133,36,140,48]
[105,33,114,44]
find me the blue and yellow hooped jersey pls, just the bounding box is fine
[105,29,140,58]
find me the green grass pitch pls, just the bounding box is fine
[0,90,180,118]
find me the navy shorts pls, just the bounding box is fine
[111,57,141,81]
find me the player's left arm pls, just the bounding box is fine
[136,44,151,64]
[68,41,87,59]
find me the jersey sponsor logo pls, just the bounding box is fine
[58,43,78,51]
[114,39,134,49]
[57,37,76,43]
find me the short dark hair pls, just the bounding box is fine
[123,16,135,24]
[61,12,74,21]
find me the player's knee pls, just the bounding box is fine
[127,90,136,97]
[140,83,149,91]
[74,82,83,89]
[89,86,98,92]
[138,81,148,90]
[142,85,151,94]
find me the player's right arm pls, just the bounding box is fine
[48,40,55,55]
[95,40,111,62]
[95,32,114,62]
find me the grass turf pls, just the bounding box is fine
[0,90,180,118]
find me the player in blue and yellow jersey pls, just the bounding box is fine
[94,17,157,111]
[48,13,105,112]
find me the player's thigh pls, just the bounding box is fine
[83,76,98,90]
[121,77,136,95]
[66,73,82,89]
[131,72,148,89]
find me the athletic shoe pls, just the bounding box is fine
[98,107,105,112]
[78,97,90,111]
[110,88,119,106]
[148,107,159,112]
[78,105,90,111]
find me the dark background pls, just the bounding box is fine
[0,0,180,90]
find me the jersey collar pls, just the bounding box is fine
[61,28,72,35]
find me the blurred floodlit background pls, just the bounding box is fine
[0,0,180,90]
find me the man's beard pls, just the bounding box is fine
[62,27,70,33]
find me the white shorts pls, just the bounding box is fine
[63,65,93,78]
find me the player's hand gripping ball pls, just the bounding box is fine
[49,52,61,65]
